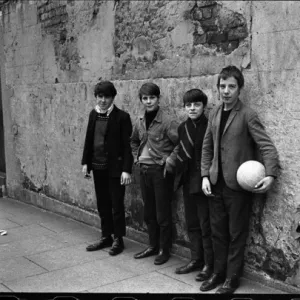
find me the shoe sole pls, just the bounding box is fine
[86,244,112,252]
[200,283,223,292]
[134,252,159,259]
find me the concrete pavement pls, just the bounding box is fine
[0,196,288,295]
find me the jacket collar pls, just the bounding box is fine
[139,107,162,123]
[217,99,241,113]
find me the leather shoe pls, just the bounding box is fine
[86,236,113,251]
[109,237,124,256]
[134,246,159,259]
[154,249,170,265]
[175,259,203,274]
[200,273,225,292]
[215,278,240,294]
[195,265,213,281]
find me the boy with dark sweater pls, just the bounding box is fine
[82,81,133,256]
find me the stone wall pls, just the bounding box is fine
[0,0,300,289]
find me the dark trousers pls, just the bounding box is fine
[140,164,174,251]
[183,183,213,266]
[93,169,126,238]
[211,179,252,278]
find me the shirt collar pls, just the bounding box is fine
[95,103,114,116]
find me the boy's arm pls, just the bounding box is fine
[201,113,214,178]
[130,120,141,164]
[81,110,93,167]
[121,113,134,174]
[166,119,179,167]
[248,111,279,177]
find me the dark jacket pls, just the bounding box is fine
[81,105,133,177]
[174,114,208,194]
[201,100,279,191]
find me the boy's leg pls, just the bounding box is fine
[107,176,126,256]
[140,164,159,249]
[200,183,227,291]
[93,169,113,237]
[175,184,204,274]
[224,186,252,279]
[196,194,213,267]
[182,184,204,263]
[152,166,173,252]
[86,169,113,251]
[214,186,252,293]
[109,177,126,237]
[195,194,214,281]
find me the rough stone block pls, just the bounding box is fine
[202,7,212,19]
[228,27,248,41]
[252,30,300,72]
[252,1,300,33]
[207,31,227,44]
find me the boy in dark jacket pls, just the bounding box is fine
[174,89,213,282]
[81,81,133,256]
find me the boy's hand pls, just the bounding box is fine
[253,176,274,193]
[163,162,173,178]
[82,164,88,175]
[121,172,132,185]
[202,177,214,197]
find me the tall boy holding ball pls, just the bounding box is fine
[200,65,279,294]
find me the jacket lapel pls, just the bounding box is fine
[106,105,119,135]
[222,100,241,136]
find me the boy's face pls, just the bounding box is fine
[96,94,114,111]
[141,94,159,112]
[219,76,240,110]
[185,102,204,120]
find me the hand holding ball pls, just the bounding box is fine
[237,160,266,192]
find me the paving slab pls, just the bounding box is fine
[38,217,91,234]
[53,226,101,246]
[88,271,199,293]
[0,256,47,282]
[0,283,12,292]
[0,224,56,245]
[26,243,108,271]
[0,235,68,260]
[3,258,137,292]
[0,218,21,230]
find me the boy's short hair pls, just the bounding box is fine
[217,65,244,89]
[94,81,117,98]
[139,83,160,101]
[183,89,208,107]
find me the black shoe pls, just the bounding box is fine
[109,237,124,256]
[175,259,203,274]
[195,265,213,282]
[86,236,113,251]
[154,249,170,265]
[134,246,159,259]
[215,278,240,294]
[200,273,225,292]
